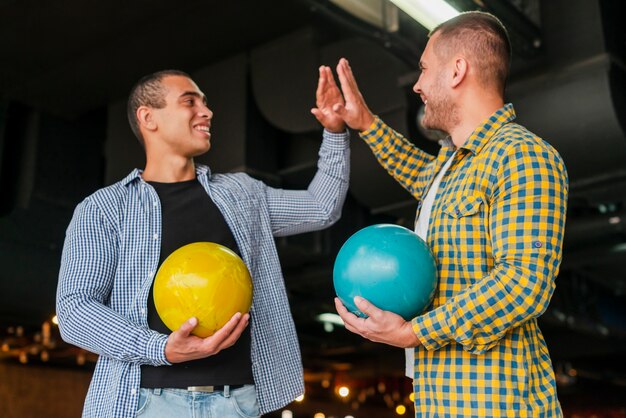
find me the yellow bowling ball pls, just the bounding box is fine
[153,242,253,337]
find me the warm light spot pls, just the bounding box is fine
[51,315,59,325]
[295,394,304,402]
[396,404,407,415]
[281,410,293,418]
[314,413,325,418]
[338,386,350,397]
[409,392,415,402]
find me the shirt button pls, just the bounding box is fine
[153,201,157,207]
[141,308,145,315]
[534,241,543,248]
[131,388,137,395]
[153,233,158,240]
[148,271,153,277]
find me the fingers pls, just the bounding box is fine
[332,103,348,118]
[176,317,198,338]
[336,58,358,102]
[342,58,362,99]
[216,313,250,350]
[207,312,242,345]
[334,297,364,334]
[324,65,340,91]
[310,107,323,121]
[315,66,327,102]
[354,296,382,320]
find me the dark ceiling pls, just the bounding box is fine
[1,0,626,416]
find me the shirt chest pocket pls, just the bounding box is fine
[442,195,484,219]
[441,195,487,262]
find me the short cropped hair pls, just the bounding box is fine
[431,11,512,94]
[127,69,191,146]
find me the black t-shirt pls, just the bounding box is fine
[140,178,254,388]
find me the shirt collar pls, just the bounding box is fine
[121,164,212,187]
[460,103,516,155]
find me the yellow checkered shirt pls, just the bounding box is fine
[361,104,567,417]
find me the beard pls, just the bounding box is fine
[420,74,458,134]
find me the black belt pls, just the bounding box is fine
[186,384,245,393]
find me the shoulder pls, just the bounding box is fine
[490,123,566,169]
[484,124,568,192]
[211,172,266,195]
[75,178,131,227]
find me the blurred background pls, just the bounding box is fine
[1,0,625,417]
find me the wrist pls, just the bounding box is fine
[358,114,375,132]
[402,321,421,348]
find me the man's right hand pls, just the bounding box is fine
[164,313,249,363]
[334,58,375,132]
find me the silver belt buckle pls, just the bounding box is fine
[187,385,215,393]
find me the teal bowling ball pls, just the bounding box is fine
[333,224,437,320]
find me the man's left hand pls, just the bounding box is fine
[311,65,346,133]
[335,296,422,348]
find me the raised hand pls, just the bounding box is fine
[164,313,249,363]
[334,297,421,348]
[311,65,346,133]
[334,58,375,132]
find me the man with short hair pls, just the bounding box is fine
[330,12,567,416]
[57,68,350,417]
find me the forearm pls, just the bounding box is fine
[412,255,559,354]
[56,292,169,366]
[360,116,435,198]
[269,129,350,236]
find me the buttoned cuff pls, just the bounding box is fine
[358,116,384,145]
[322,128,350,151]
[145,332,171,366]
[412,307,453,351]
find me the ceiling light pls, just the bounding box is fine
[388,0,460,31]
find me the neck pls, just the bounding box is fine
[448,88,504,148]
[142,154,197,182]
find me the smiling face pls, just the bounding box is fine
[149,75,213,158]
[412,33,459,134]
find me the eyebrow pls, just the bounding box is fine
[179,91,207,105]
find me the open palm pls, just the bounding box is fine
[311,66,345,133]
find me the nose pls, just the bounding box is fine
[413,75,422,94]
[199,104,213,119]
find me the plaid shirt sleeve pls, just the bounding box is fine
[412,138,568,354]
[360,116,436,199]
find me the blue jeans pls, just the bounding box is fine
[136,385,260,418]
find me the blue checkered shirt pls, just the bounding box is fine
[57,130,350,417]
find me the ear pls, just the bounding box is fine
[450,57,468,88]
[137,106,157,133]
